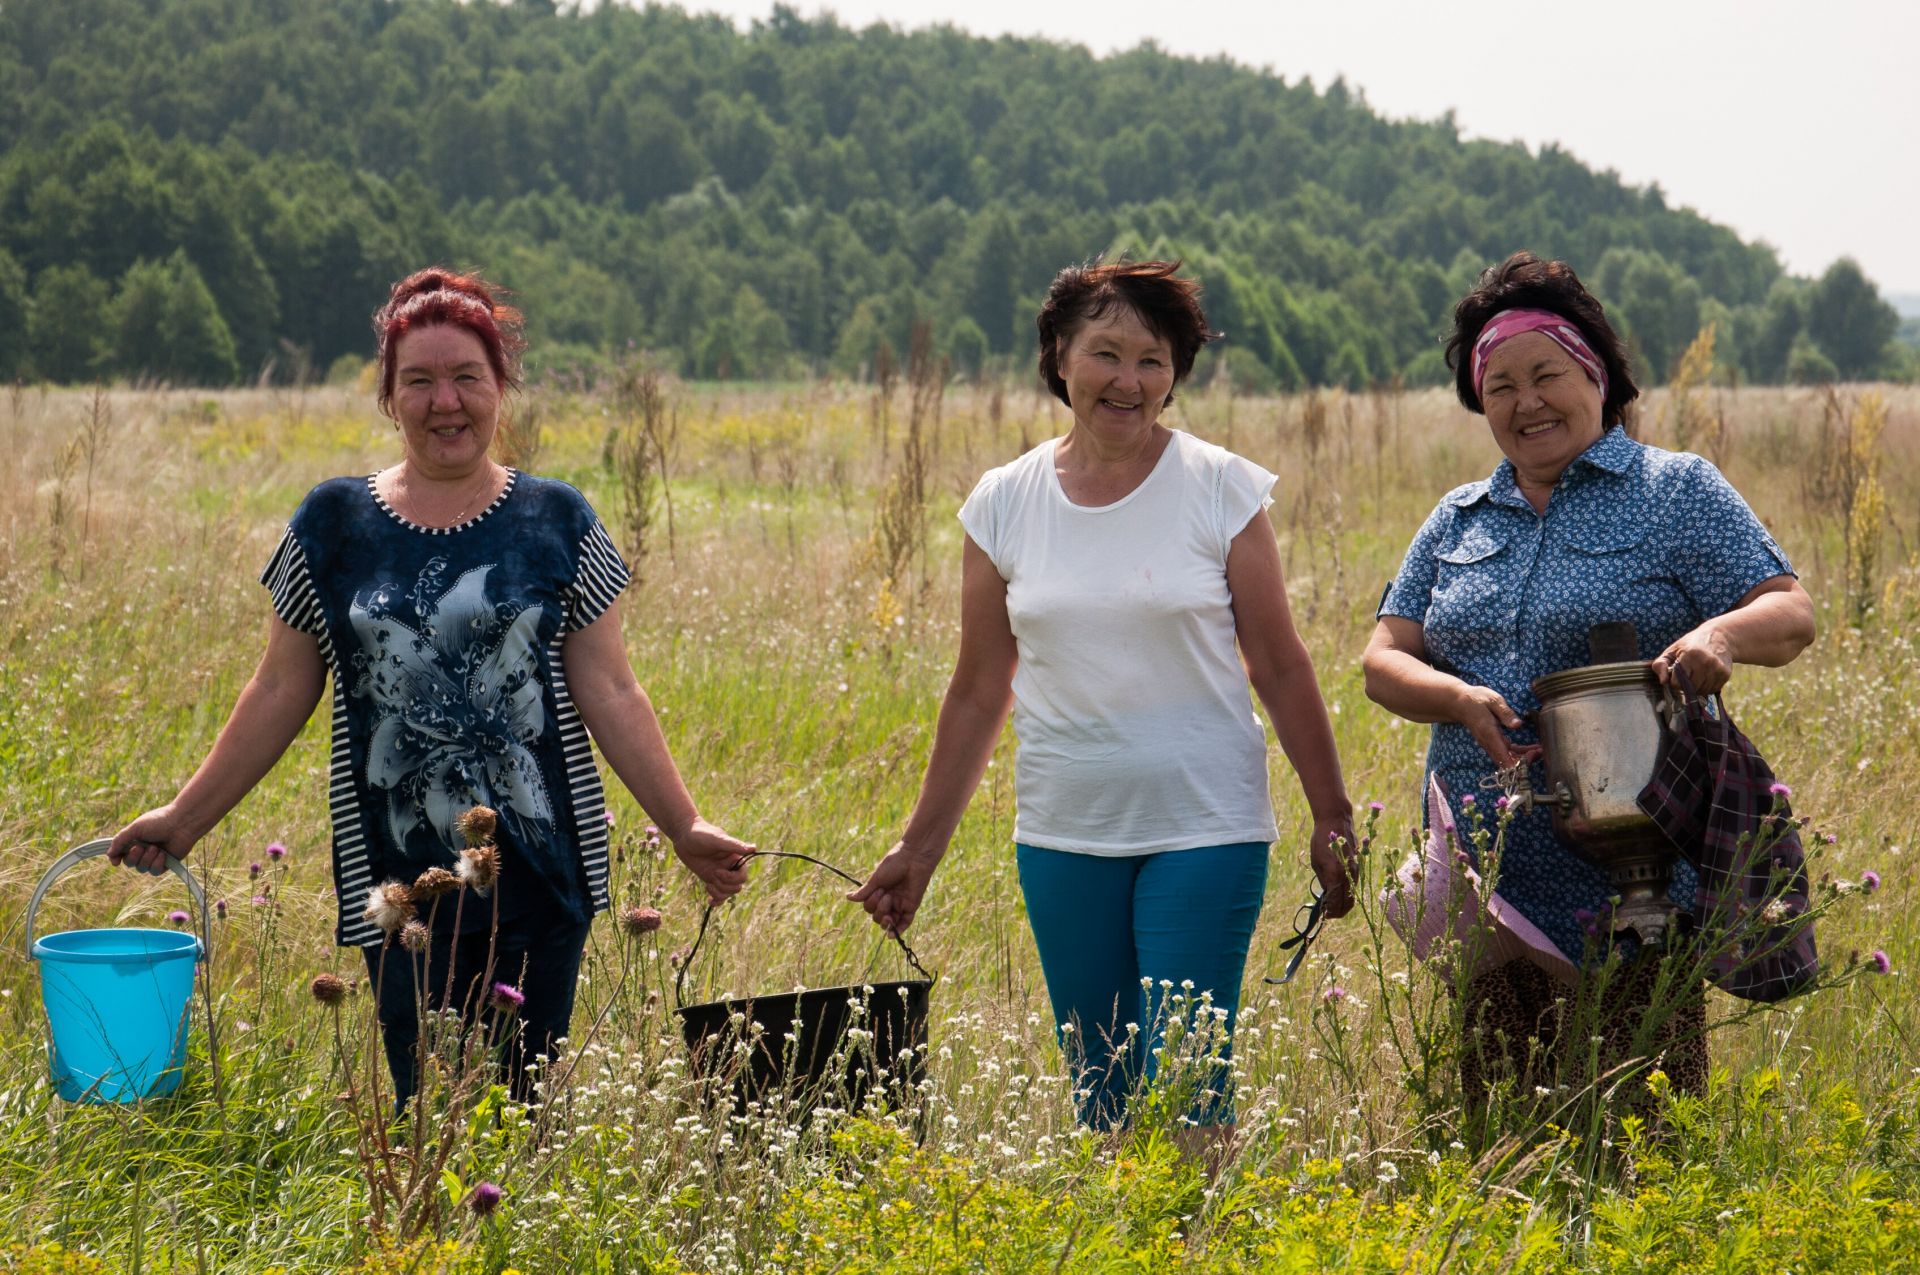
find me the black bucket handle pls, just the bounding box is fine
[672,850,935,1010]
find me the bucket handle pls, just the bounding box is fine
[25,840,210,962]
[672,850,936,1010]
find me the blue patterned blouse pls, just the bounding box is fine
[261,472,630,946]
[1378,426,1794,961]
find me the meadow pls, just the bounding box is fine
[1,368,1917,1273]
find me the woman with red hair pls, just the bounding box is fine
[110,268,753,1104]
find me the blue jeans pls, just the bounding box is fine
[364,917,590,1108]
[1017,842,1269,1129]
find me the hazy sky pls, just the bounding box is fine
[674,0,1920,296]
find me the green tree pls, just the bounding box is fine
[108,251,238,385]
[27,263,111,383]
[1806,258,1898,379]
[0,248,27,378]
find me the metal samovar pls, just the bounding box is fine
[1504,623,1684,945]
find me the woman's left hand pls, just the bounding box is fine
[670,818,756,904]
[1653,623,1735,695]
[1310,813,1358,919]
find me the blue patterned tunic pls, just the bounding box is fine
[260,472,630,946]
[1378,427,1794,961]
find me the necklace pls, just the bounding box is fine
[392,464,497,529]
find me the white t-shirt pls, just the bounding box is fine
[959,428,1281,855]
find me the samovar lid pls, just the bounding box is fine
[1531,659,1658,701]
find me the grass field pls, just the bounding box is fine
[1,373,1918,1272]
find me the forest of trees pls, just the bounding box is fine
[0,0,1909,388]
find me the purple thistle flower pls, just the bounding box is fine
[248,861,262,879]
[1322,985,1348,1005]
[1769,782,1792,800]
[1460,793,1475,807]
[266,842,287,861]
[490,983,526,1015]
[1824,833,1837,845]
[1861,870,1881,895]
[604,810,616,827]
[1870,950,1892,976]
[251,894,269,907]
[468,1181,503,1217]
[214,898,228,920]
[1494,795,1511,811]
[1368,800,1385,814]
[167,910,190,926]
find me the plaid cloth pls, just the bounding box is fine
[1637,668,1818,1002]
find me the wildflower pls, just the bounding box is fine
[468,1181,503,1217]
[400,920,431,953]
[1494,795,1511,811]
[1769,782,1792,800]
[1759,899,1794,926]
[490,983,526,1016]
[250,895,269,907]
[1861,870,1881,895]
[620,904,663,936]
[309,973,348,1006]
[1376,1160,1399,1184]
[1322,985,1348,1005]
[412,866,459,900]
[604,811,616,828]
[456,805,498,847]
[248,861,262,879]
[167,910,190,926]
[266,842,288,861]
[456,843,500,894]
[1460,793,1475,807]
[1870,950,1893,976]
[362,881,416,936]
[214,898,228,920]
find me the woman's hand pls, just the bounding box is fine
[108,805,201,876]
[670,818,755,904]
[1309,813,1358,919]
[1453,683,1532,769]
[848,842,940,936]
[1653,624,1735,695]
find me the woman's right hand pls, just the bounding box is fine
[848,842,940,936]
[108,805,199,876]
[1452,683,1531,770]
[670,818,756,904]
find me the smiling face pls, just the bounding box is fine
[1056,306,1177,442]
[1478,330,1606,489]
[389,324,502,479]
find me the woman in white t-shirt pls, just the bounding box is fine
[852,259,1355,1137]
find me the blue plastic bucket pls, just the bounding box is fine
[26,841,208,1104]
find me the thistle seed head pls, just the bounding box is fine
[456,805,498,847]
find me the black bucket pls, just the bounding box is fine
[671,852,934,1116]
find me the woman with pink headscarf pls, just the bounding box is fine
[1361,252,1814,1112]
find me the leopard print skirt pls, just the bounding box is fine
[1459,956,1709,1113]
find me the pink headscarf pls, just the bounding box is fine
[1470,308,1608,407]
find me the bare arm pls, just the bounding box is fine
[1654,575,1815,693]
[562,599,753,903]
[110,615,327,873]
[1362,615,1530,769]
[850,537,1017,934]
[1226,514,1357,915]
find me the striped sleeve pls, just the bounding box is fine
[259,527,326,635]
[562,519,631,631]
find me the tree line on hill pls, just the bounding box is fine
[0,0,1908,388]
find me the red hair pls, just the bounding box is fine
[373,268,524,414]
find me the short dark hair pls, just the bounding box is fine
[1035,259,1216,408]
[1445,251,1638,429]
